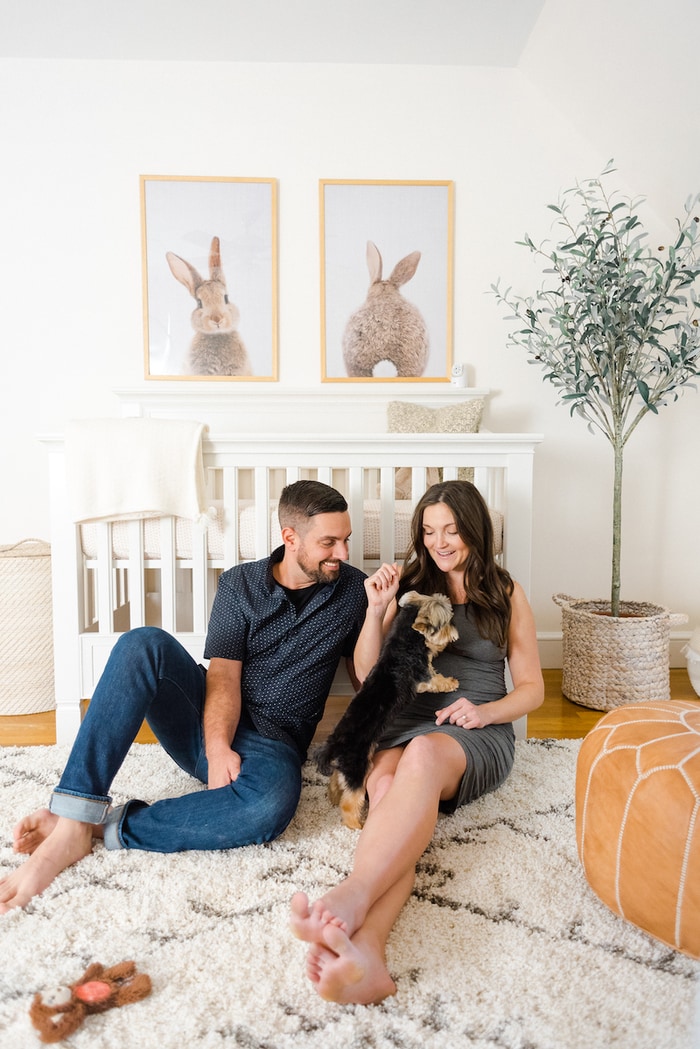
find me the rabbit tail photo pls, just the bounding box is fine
[342,240,430,378]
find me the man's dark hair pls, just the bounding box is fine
[278,480,348,531]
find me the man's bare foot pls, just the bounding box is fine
[12,808,59,855]
[0,818,94,914]
[306,923,397,1005]
[290,882,370,944]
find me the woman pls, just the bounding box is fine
[290,481,544,1004]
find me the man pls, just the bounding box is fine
[0,480,373,913]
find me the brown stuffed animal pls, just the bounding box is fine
[29,961,152,1043]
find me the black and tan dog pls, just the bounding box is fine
[316,590,459,829]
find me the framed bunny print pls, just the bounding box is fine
[320,179,454,382]
[140,175,278,380]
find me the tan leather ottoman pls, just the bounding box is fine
[576,700,700,958]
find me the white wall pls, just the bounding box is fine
[1,39,698,661]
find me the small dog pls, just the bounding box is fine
[316,590,458,829]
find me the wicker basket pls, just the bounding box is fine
[0,539,55,715]
[552,593,688,711]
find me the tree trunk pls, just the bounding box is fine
[611,438,624,617]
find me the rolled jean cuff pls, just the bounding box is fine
[50,789,111,824]
[103,804,127,851]
[103,800,147,851]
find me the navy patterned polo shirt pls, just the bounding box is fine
[204,546,368,760]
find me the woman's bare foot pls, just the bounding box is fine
[0,817,94,914]
[290,892,339,942]
[290,881,370,944]
[306,923,397,1005]
[12,808,59,855]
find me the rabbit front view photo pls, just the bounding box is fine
[342,240,429,378]
[166,236,253,377]
[141,175,277,381]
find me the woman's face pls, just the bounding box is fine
[421,501,470,575]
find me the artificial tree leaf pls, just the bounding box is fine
[493,165,700,615]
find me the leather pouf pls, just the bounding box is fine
[576,700,700,958]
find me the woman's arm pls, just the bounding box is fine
[203,656,244,788]
[351,562,401,683]
[436,581,544,729]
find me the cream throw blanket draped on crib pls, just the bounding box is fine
[65,418,209,523]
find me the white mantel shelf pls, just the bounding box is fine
[111,384,493,434]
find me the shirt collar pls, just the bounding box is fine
[265,545,286,592]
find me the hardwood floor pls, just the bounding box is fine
[1,669,698,748]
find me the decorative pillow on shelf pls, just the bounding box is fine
[387,398,484,435]
[387,399,484,494]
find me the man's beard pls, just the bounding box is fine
[296,551,340,585]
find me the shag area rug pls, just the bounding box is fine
[0,739,697,1049]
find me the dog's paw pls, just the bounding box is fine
[329,772,368,829]
[416,674,459,694]
[327,769,343,807]
[340,789,369,830]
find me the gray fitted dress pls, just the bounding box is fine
[375,602,515,812]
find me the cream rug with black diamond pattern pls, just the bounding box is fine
[0,739,697,1049]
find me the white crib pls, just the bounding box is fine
[40,423,542,745]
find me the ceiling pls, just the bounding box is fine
[0,0,545,66]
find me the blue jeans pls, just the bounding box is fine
[49,627,302,852]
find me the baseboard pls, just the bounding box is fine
[537,633,562,670]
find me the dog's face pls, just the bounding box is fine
[399,591,458,653]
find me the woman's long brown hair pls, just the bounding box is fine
[399,481,513,648]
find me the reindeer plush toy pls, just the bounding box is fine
[29,961,152,1043]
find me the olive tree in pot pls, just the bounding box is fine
[493,163,700,709]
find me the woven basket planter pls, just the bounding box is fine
[0,539,55,715]
[552,593,688,711]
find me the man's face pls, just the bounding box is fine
[292,511,352,584]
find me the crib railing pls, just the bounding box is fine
[40,431,542,744]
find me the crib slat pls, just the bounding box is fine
[191,520,208,633]
[159,517,177,632]
[379,466,396,563]
[473,466,489,502]
[253,467,270,558]
[126,520,146,627]
[347,466,365,570]
[96,523,115,632]
[410,467,428,506]
[222,466,240,568]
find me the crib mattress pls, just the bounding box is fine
[80,500,504,563]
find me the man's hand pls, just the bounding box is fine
[207,747,242,789]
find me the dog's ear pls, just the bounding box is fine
[398,591,421,609]
[412,595,455,641]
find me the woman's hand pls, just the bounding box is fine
[364,562,400,614]
[435,697,485,730]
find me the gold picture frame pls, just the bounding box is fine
[320,179,454,382]
[140,175,278,381]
